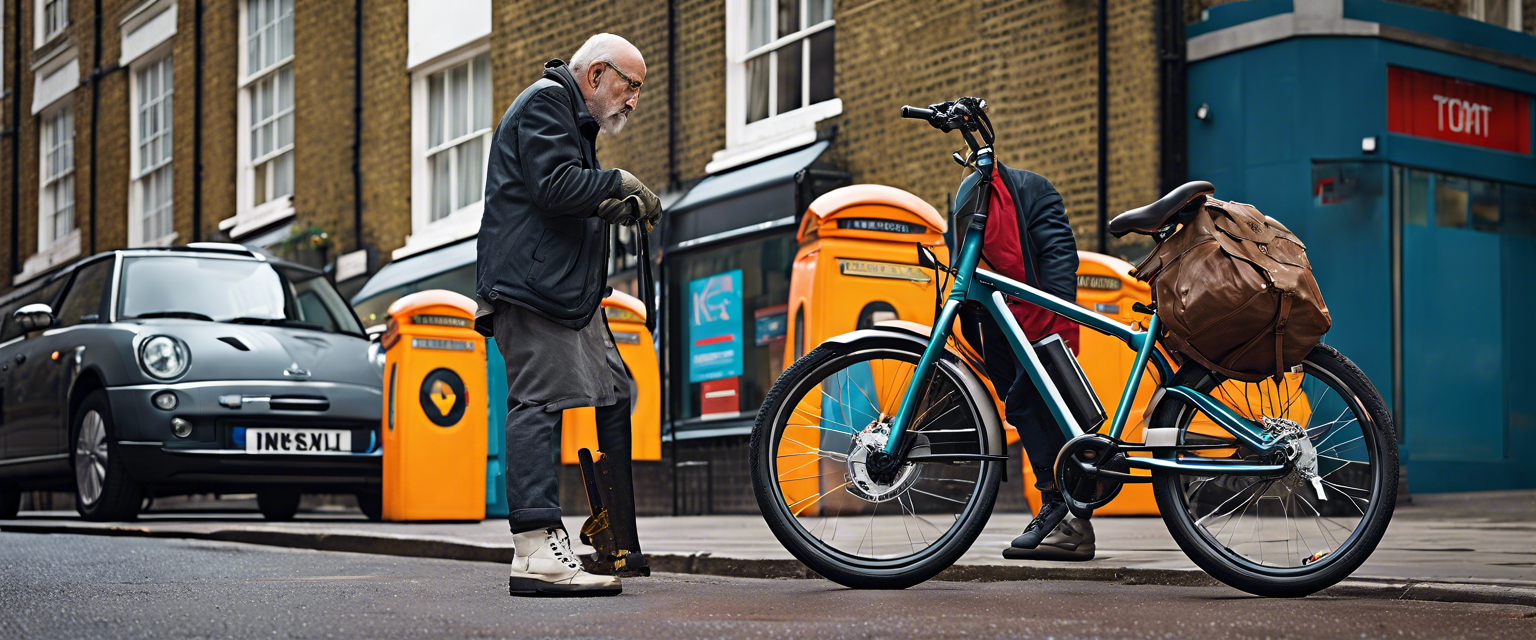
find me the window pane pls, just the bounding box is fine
[1403,170,1430,226]
[745,55,770,124]
[430,152,451,221]
[278,0,294,60]
[748,0,772,50]
[254,162,269,205]
[777,0,799,38]
[808,28,834,105]
[247,0,262,72]
[457,137,484,209]
[278,66,293,111]
[1470,180,1500,232]
[808,0,832,24]
[428,73,444,148]
[277,111,293,149]
[449,64,469,140]
[1435,175,1468,228]
[1503,185,1536,238]
[473,54,492,130]
[775,45,801,115]
[274,151,293,199]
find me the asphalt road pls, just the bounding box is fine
[1,533,1532,639]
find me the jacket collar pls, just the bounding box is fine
[543,59,600,138]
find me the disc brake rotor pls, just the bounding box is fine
[846,422,922,503]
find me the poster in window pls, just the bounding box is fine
[688,269,743,383]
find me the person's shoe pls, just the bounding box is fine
[1008,498,1069,550]
[1002,514,1095,561]
[508,528,622,597]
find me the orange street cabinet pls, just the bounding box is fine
[381,290,488,521]
[561,291,662,464]
[785,184,950,361]
[779,184,949,515]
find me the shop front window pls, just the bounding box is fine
[667,233,796,433]
[1393,166,1533,237]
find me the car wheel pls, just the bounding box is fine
[355,489,383,521]
[256,490,302,521]
[0,488,20,519]
[73,390,144,522]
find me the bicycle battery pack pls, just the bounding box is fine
[1031,334,1106,432]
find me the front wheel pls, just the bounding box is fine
[73,390,144,522]
[750,338,1003,589]
[1151,343,1398,597]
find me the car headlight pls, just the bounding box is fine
[367,341,387,371]
[139,335,191,379]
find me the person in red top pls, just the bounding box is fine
[957,162,1095,561]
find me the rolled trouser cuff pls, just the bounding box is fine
[508,507,563,534]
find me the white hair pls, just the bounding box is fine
[569,33,634,75]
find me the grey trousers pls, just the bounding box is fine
[504,398,636,534]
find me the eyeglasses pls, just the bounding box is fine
[601,61,643,92]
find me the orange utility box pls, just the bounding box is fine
[784,184,950,363]
[380,290,488,521]
[561,291,663,463]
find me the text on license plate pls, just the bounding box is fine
[245,428,352,454]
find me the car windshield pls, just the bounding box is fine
[118,255,365,337]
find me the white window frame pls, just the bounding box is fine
[396,42,493,260]
[20,101,81,284]
[35,0,69,49]
[1469,0,1523,30]
[223,0,295,239]
[711,0,840,174]
[128,46,176,248]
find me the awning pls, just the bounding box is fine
[666,140,839,250]
[350,237,477,305]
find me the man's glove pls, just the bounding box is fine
[614,169,661,221]
[595,195,642,226]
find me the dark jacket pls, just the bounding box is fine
[476,60,621,331]
[996,163,1078,303]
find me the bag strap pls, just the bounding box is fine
[1272,292,1292,382]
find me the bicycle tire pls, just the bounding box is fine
[750,338,1002,589]
[1150,343,1398,597]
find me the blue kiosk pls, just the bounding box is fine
[1185,0,1535,493]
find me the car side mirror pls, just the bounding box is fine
[14,303,57,332]
[916,244,941,271]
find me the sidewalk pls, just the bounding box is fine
[3,490,1532,603]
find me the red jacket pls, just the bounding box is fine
[977,164,1080,352]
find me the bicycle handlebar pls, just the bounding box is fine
[900,105,936,121]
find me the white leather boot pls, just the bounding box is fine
[508,527,621,596]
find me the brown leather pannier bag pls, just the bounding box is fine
[1132,198,1331,382]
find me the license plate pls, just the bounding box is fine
[245,428,352,455]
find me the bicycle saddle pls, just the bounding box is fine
[1107,181,1215,237]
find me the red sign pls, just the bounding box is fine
[699,377,740,418]
[1388,66,1531,154]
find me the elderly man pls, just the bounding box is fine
[476,34,660,597]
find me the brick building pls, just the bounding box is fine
[1,0,1533,511]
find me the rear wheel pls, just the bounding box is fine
[355,489,383,521]
[0,488,20,519]
[751,339,1002,589]
[257,490,301,521]
[73,391,144,522]
[1151,344,1397,597]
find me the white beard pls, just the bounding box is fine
[599,110,628,136]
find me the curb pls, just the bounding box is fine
[4,521,1533,607]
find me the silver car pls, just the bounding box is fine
[0,244,384,521]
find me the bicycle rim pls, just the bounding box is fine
[1167,355,1388,576]
[760,347,997,569]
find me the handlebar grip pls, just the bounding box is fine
[900,105,935,120]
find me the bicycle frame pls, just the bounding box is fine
[884,148,1287,477]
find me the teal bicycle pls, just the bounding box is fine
[749,97,1397,597]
